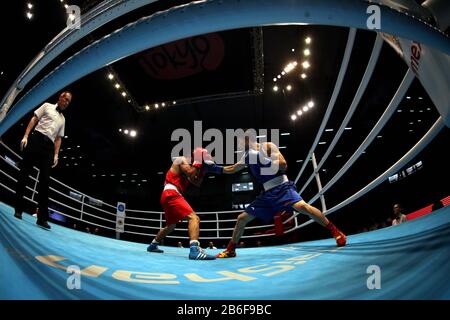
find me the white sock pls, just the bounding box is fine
[190,240,200,247]
[152,239,159,244]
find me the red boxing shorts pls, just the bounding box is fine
[160,189,194,225]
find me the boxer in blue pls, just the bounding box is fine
[203,136,346,258]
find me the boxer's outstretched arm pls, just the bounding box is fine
[223,161,246,174]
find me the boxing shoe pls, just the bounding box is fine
[331,228,347,247]
[189,243,216,260]
[147,242,164,253]
[327,222,347,247]
[36,220,51,230]
[215,249,236,258]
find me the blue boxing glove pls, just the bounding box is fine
[203,160,224,174]
[259,155,272,167]
[247,149,272,167]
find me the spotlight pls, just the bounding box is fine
[115,83,120,89]
[145,105,150,110]
[286,85,292,91]
[291,115,297,121]
[301,73,307,79]
[277,75,281,79]
[64,4,69,9]
[26,12,33,19]
[162,103,166,107]
[27,3,33,9]
[121,91,127,97]
[308,101,314,108]
[305,37,312,44]
[281,71,286,75]
[119,129,122,132]
[283,62,296,73]
[173,101,177,105]
[68,13,76,21]
[302,61,310,69]
[130,130,137,137]
[273,86,279,92]
[155,103,159,108]
[108,73,114,80]
[291,48,295,52]
[297,110,303,116]
[303,106,309,112]
[304,49,311,56]
[273,78,277,82]
[124,129,129,134]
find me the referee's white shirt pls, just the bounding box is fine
[34,103,65,143]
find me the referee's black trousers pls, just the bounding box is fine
[14,131,53,222]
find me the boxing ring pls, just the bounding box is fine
[1,202,449,299]
[1,0,449,299]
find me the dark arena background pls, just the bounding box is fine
[0,0,449,306]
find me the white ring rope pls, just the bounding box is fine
[299,34,384,194]
[309,69,416,205]
[285,116,445,232]
[282,69,416,227]
[294,28,357,184]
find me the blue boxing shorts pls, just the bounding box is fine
[245,181,302,223]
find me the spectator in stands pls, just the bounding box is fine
[207,242,217,249]
[86,226,91,234]
[94,227,99,235]
[238,241,246,248]
[392,203,407,226]
[177,241,184,248]
[255,240,263,247]
[73,223,77,230]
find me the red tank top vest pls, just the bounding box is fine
[164,169,190,194]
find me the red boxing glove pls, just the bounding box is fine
[203,151,212,162]
[192,147,210,168]
[192,161,202,169]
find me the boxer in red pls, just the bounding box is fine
[147,148,216,260]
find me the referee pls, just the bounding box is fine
[13,91,72,229]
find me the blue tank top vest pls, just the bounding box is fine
[242,149,286,184]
